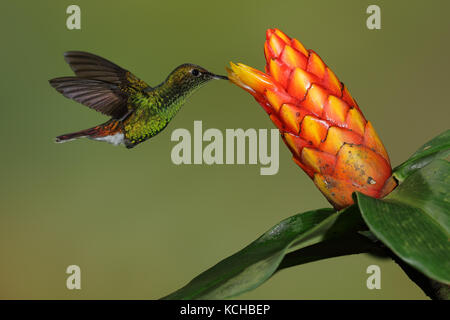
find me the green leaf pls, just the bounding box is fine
[356,159,450,284]
[393,129,450,182]
[162,205,366,300]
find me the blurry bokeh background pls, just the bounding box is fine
[0,0,448,299]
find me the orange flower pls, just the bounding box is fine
[227,28,395,209]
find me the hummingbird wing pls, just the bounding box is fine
[63,51,152,92]
[49,77,129,119]
[50,51,152,119]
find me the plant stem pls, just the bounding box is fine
[277,233,449,300]
[277,233,383,271]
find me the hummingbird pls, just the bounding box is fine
[49,51,228,148]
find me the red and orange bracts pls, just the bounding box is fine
[227,28,395,209]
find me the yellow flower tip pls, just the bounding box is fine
[226,62,275,95]
[226,63,255,94]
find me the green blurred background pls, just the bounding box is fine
[0,0,448,299]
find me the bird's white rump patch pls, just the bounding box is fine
[91,133,125,146]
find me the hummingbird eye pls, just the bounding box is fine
[191,69,201,77]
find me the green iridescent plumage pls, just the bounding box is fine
[49,52,227,148]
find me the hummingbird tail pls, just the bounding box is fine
[55,120,125,146]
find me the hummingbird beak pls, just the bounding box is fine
[210,73,228,80]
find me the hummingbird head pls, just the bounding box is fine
[165,64,228,96]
